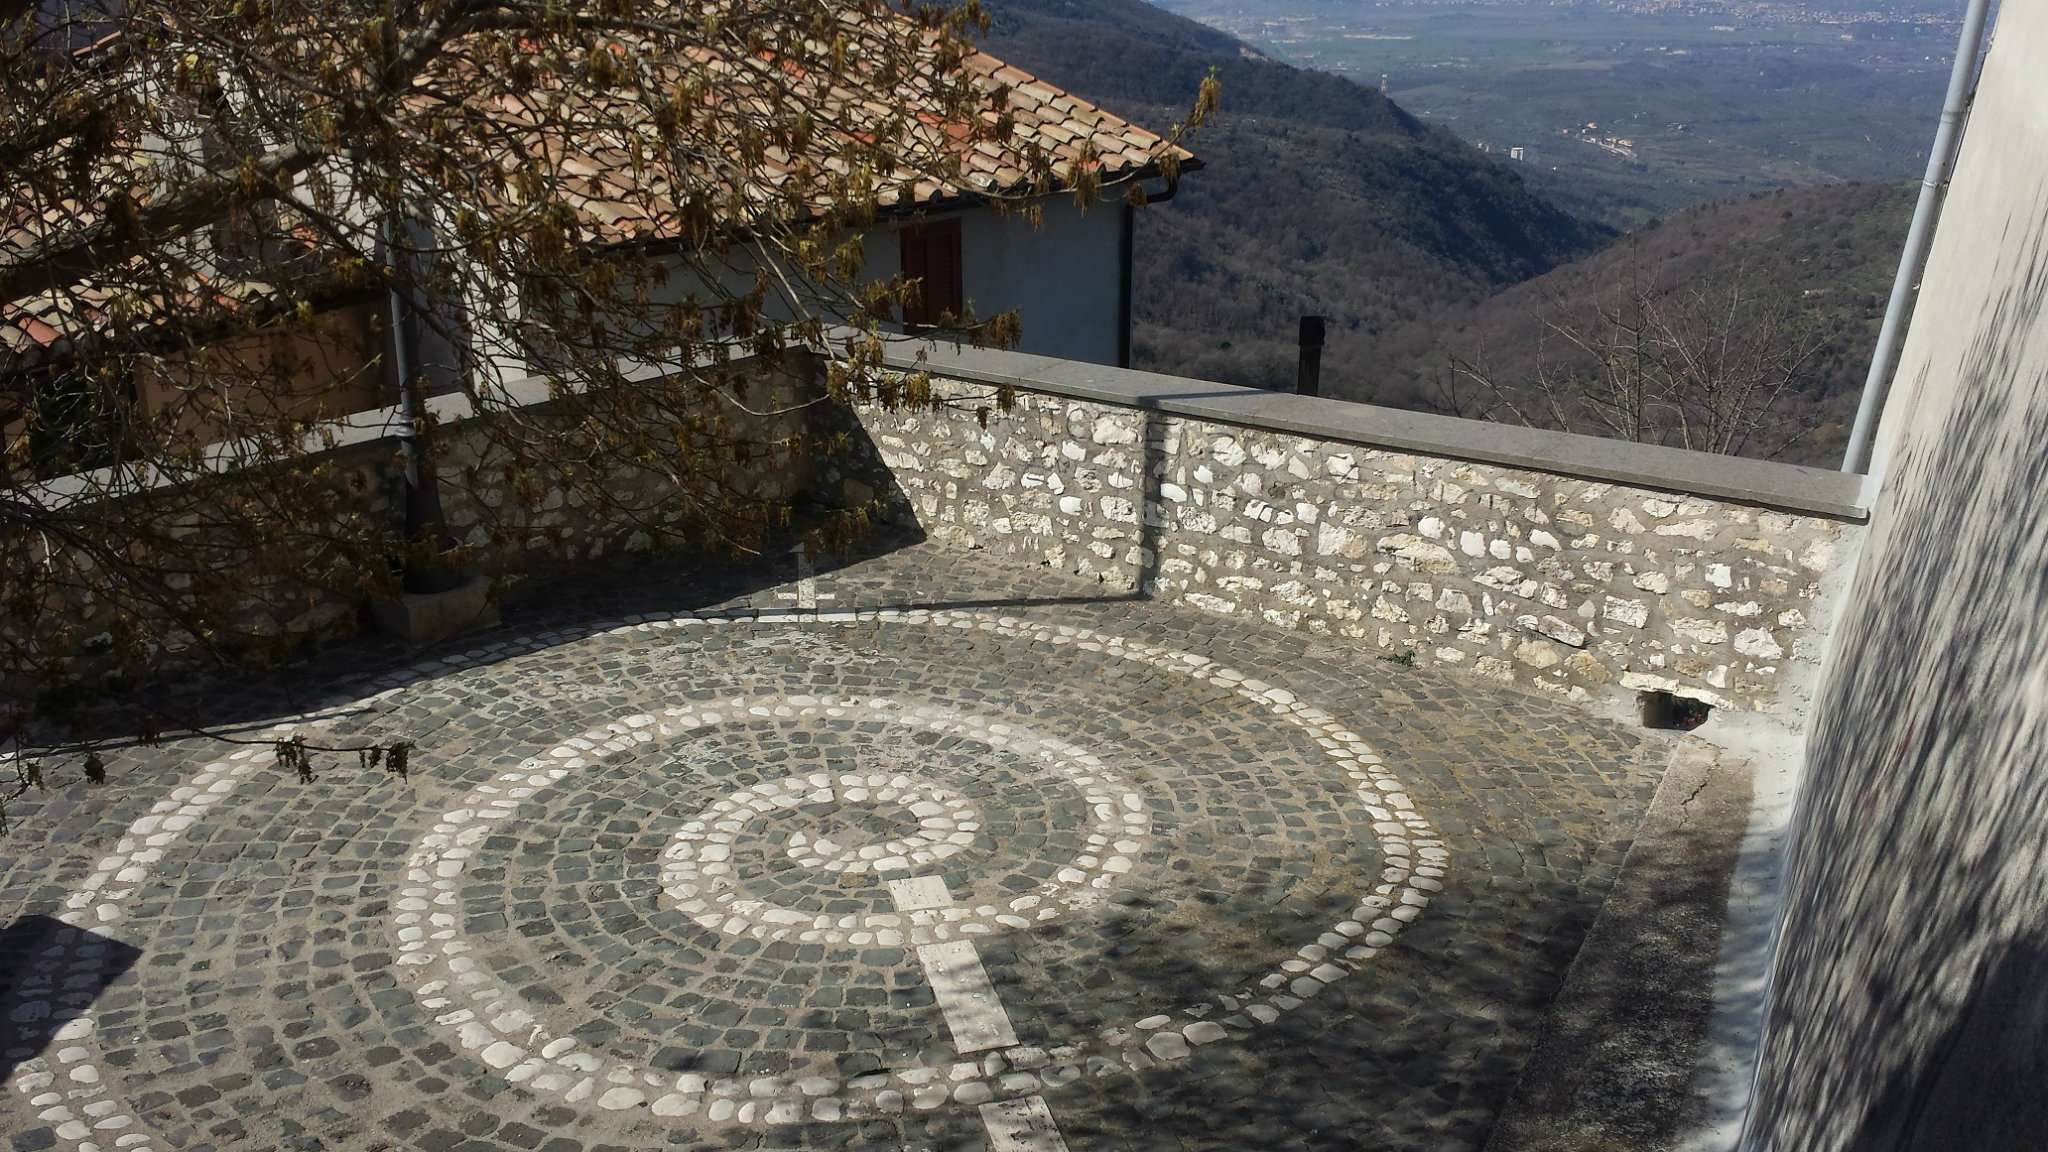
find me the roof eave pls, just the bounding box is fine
[603,154,1201,260]
[875,154,1204,221]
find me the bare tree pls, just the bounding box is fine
[1436,247,1824,460]
[0,0,1214,747]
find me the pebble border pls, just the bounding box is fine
[656,698,1149,938]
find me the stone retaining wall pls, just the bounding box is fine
[16,343,1858,717]
[430,359,820,588]
[11,356,828,697]
[855,376,1849,711]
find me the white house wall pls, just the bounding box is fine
[632,198,1127,367]
[854,198,1126,366]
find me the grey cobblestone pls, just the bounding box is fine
[2,538,1664,1151]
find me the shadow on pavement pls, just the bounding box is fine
[0,914,142,1084]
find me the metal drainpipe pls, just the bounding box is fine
[383,215,422,502]
[1840,0,1993,476]
[1117,178,1180,370]
[383,213,460,593]
[1117,201,1135,369]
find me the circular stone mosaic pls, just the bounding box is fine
[648,698,1149,938]
[771,777,977,875]
[7,604,1446,1147]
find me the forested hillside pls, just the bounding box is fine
[978,0,1614,391]
[974,1,1909,466]
[1358,182,1915,465]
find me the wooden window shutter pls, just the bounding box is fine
[899,223,929,324]
[900,218,963,328]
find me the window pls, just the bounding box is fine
[24,364,136,478]
[899,218,963,329]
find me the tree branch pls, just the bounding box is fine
[0,142,330,305]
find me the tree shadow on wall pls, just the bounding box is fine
[1848,934,2048,1151]
[0,914,142,1084]
[1139,402,1168,598]
[1746,193,2048,1150]
[850,374,1249,608]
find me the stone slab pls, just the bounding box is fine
[368,573,499,647]
[1484,739,1750,1152]
[887,874,955,912]
[917,940,1019,1053]
[980,1096,1071,1152]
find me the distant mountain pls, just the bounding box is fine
[1357,181,1916,466]
[978,0,1615,392]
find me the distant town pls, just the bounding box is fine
[1161,0,1952,226]
[1229,0,1961,29]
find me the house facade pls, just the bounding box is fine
[2,30,1192,479]
[620,53,1193,373]
[856,196,1134,367]
[818,50,1189,369]
[627,192,1142,374]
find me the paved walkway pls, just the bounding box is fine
[1,540,1666,1152]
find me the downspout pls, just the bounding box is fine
[1840,0,1992,476]
[382,213,460,594]
[1117,177,1180,371]
[384,215,421,503]
[1117,201,1134,369]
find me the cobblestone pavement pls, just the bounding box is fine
[0,538,1666,1152]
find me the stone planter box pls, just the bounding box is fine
[369,573,499,647]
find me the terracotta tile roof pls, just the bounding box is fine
[955,50,1187,193]
[5,25,1194,351]
[480,28,1195,246]
[0,185,307,359]
[1,261,282,361]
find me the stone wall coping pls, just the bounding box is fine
[10,339,1869,524]
[881,341,1871,522]
[6,359,657,512]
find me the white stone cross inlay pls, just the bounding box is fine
[886,874,1071,1150]
[774,542,835,610]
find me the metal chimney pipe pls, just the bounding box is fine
[1840,0,1993,476]
[1297,315,1326,397]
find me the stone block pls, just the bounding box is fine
[369,574,499,648]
